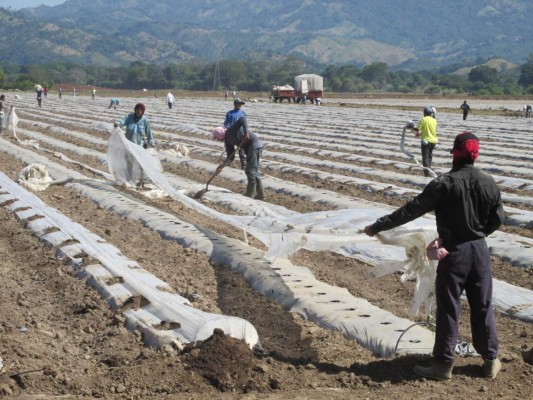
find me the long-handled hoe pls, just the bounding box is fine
[193,143,243,199]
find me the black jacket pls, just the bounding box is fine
[371,163,504,247]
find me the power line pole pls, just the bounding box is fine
[213,59,221,92]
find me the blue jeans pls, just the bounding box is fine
[433,239,498,362]
[245,148,262,183]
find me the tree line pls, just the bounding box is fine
[1,56,533,95]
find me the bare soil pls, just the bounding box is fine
[0,99,532,400]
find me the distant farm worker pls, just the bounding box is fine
[524,105,532,118]
[224,98,248,171]
[108,98,120,109]
[36,86,43,108]
[410,106,438,177]
[114,103,155,149]
[0,94,5,134]
[214,114,265,199]
[72,87,76,97]
[91,88,96,100]
[364,132,504,382]
[166,91,175,109]
[460,100,472,120]
[58,87,62,98]
[43,87,48,98]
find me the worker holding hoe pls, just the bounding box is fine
[213,113,265,200]
[364,132,504,382]
[224,98,248,170]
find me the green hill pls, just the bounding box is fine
[1,0,531,69]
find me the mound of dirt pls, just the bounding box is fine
[183,329,271,393]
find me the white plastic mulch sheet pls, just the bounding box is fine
[108,128,533,323]
[1,106,18,134]
[109,128,391,258]
[107,130,163,186]
[0,171,259,350]
[2,100,532,354]
[0,135,435,357]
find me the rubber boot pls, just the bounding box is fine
[245,180,256,198]
[483,358,501,380]
[254,178,266,200]
[413,360,454,381]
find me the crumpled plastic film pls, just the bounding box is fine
[17,163,54,192]
[106,133,533,323]
[165,143,190,157]
[455,340,480,357]
[373,229,438,316]
[109,133,408,264]
[108,134,416,255]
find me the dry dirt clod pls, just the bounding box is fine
[523,346,533,365]
[253,363,269,373]
[0,384,13,396]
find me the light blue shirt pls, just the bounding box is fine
[116,113,154,146]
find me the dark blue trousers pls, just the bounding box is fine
[433,238,498,362]
[420,142,436,177]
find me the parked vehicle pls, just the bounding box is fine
[294,74,323,104]
[271,74,324,104]
[271,84,296,103]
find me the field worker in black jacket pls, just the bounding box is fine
[460,100,472,120]
[364,131,504,381]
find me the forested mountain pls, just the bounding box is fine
[2,0,532,70]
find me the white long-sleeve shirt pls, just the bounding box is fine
[166,92,174,104]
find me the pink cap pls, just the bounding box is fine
[211,126,226,141]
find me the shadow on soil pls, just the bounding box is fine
[348,355,487,383]
[213,264,319,362]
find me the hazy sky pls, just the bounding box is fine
[0,0,65,10]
